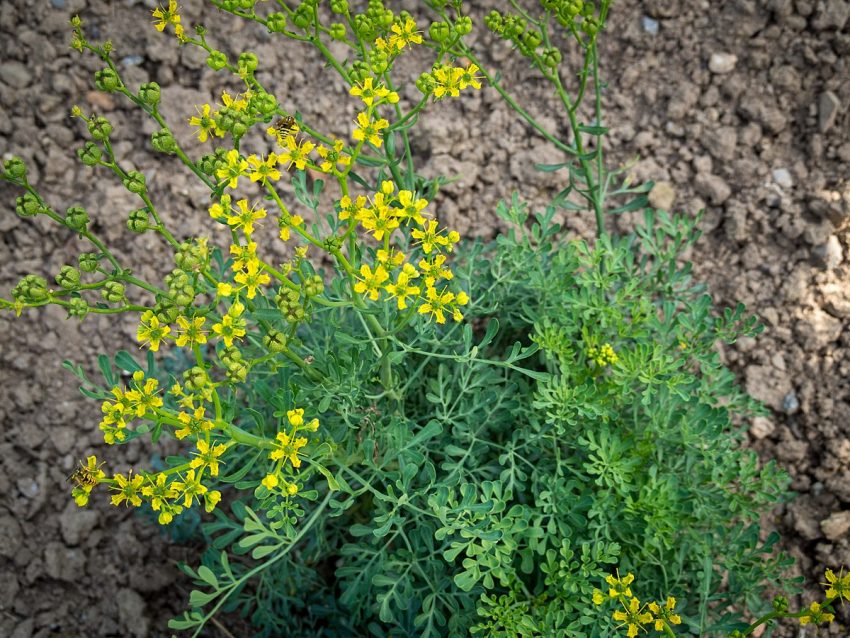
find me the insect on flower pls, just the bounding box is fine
[68,459,103,488]
[272,115,298,140]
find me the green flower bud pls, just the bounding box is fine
[429,21,451,42]
[138,82,161,106]
[123,170,146,194]
[127,208,150,233]
[329,23,346,40]
[484,10,504,33]
[151,128,177,154]
[94,67,121,92]
[375,8,394,28]
[292,5,312,29]
[522,30,542,50]
[226,360,248,383]
[88,115,113,141]
[12,274,50,303]
[266,12,287,33]
[231,114,250,139]
[416,72,435,94]
[352,14,374,39]
[194,24,207,36]
[175,240,209,271]
[250,91,278,116]
[238,52,259,73]
[276,288,306,324]
[369,50,389,74]
[55,265,81,289]
[101,281,125,303]
[206,50,228,71]
[155,297,179,323]
[455,16,472,35]
[263,329,288,353]
[3,156,27,180]
[220,345,243,366]
[67,297,89,319]
[15,193,42,218]
[78,252,100,273]
[183,366,209,392]
[772,596,789,613]
[166,269,196,307]
[77,141,102,166]
[304,274,324,298]
[65,205,89,231]
[503,16,526,38]
[541,47,562,68]
[330,0,348,13]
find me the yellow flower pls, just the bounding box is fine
[605,571,635,600]
[209,193,231,221]
[278,136,315,171]
[385,263,421,310]
[110,471,145,507]
[233,259,271,299]
[141,472,177,512]
[823,567,850,604]
[287,408,305,427]
[338,194,367,221]
[212,313,247,347]
[799,601,834,625]
[189,439,229,477]
[137,309,171,351]
[188,104,222,142]
[152,0,180,32]
[612,597,653,638]
[418,254,454,287]
[230,241,257,271]
[262,473,279,490]
[175,315,207,347]
[270,431,308,468]
[170,469,207,508]
[247,153,281,183]
[349,77,391,107]
[352,112,389,148]
[315,139,350,173]
[358,202,399,241]
[592,589,605,606]
[377,248,406,269]
[278,211,305,241]
[354,264,389,301]
[411,220,460,254]
[390,17,423,49]
[418,286,462,324]
[175,406,213,439]
[433,65,463,99]
[226,199,267,236]
[395,190,429,226]
[216,149,249,190]
[458,64,483,91]
[648,596,682,630]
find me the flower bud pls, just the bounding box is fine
[429,21,451,43]
[416,72,435,94]
[101,281,126,303]
[263,329,288,353]
[369,50,389,75]
[65,205,90,231]
[123,170,147,194]
[55,265,81,289]
[226,360,248,383]
[12,274,50,303]
[541,47,562,68]
[78,252,99,273]
[68,297,89,319]
[175,239,209,271]
[266,12,287,33]
[329,23,346,40]
[151,128,177,154]
[183,366,209,392]
[155,298,180,323]
[3,156,27,180]
[250,91,278,116]
[138,82,161,106]
[127,208,150,233]
[238,52,259,73]
[15,193,42,218]
[772,595,789,613]
[522,30,542,50]
[304,274,324,297]
[330,0,348,13]
[455,16,472,35]
[77,141,102,166]
[94,68,121,92]
[88,115,113,141]
[292,5,312,29]
[484,10,504,33]
[206,50,228,71]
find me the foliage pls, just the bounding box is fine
[1,1,838,637]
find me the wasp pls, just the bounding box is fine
[68,460,101,488]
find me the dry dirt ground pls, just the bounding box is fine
[1,0,849,636]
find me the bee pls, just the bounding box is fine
[272,115,298,140]
[67,460,101,488]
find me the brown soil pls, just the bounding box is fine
[1,0,848,636]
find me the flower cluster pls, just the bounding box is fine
[98,371,164,444]
[588,342,619,366]
[261,409,320,497]
[593,572,681,637]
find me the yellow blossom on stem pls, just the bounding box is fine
[204,490,221,513]
[152,0,181,33]
[212,313,247,347]
[247,153,281,183]
[175,315,207,347]
[648,597,682,630]
[338,194,367,221]
[433,65,463,99]
[141,472,177,511]
[799,601,834,625]
[612,597,653,638]
[189,439,228,477]
[287,408,305,427]
[111,471,145,507]
[390,17,423,49]
[411,220,460,254]
[358,203,399,242]
[216,149,249,190]
[170,469,207,507]
[385,263,421,310]
[226,199,267,236]
[354,264,390,301]
[315,139,350,173]
[220,90,249,112]
[418,286,467,324]
[823,567,850,603]
[209,193,231,221]
[270,431,308,468]
[230,241,257,271]
[137,309,171,351]
[352,111,389,148]
[175,406,213,439]
[278,211,305,241]
[349,77,391,107]
[418,254,454,287]
[458,64,483,91]
[262,473,279,490]
[188,104,222,142]
[606,571,635,600]
[395,190,429,226]
[377,248,406,269]
[233,259,271,299]
[132,371,163,414]
[278,136,315,171]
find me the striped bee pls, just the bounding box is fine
[272,115,298,140]
[68,461,101,488]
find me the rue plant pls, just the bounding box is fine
[1,1,842,636]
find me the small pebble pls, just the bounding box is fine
[121,55,145,66]
[641,16,659,35]
[782,391,800,414]
[709,52,738,74]
[51,0,65,7]
[772,168,793,189]
[819,91,840,133]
